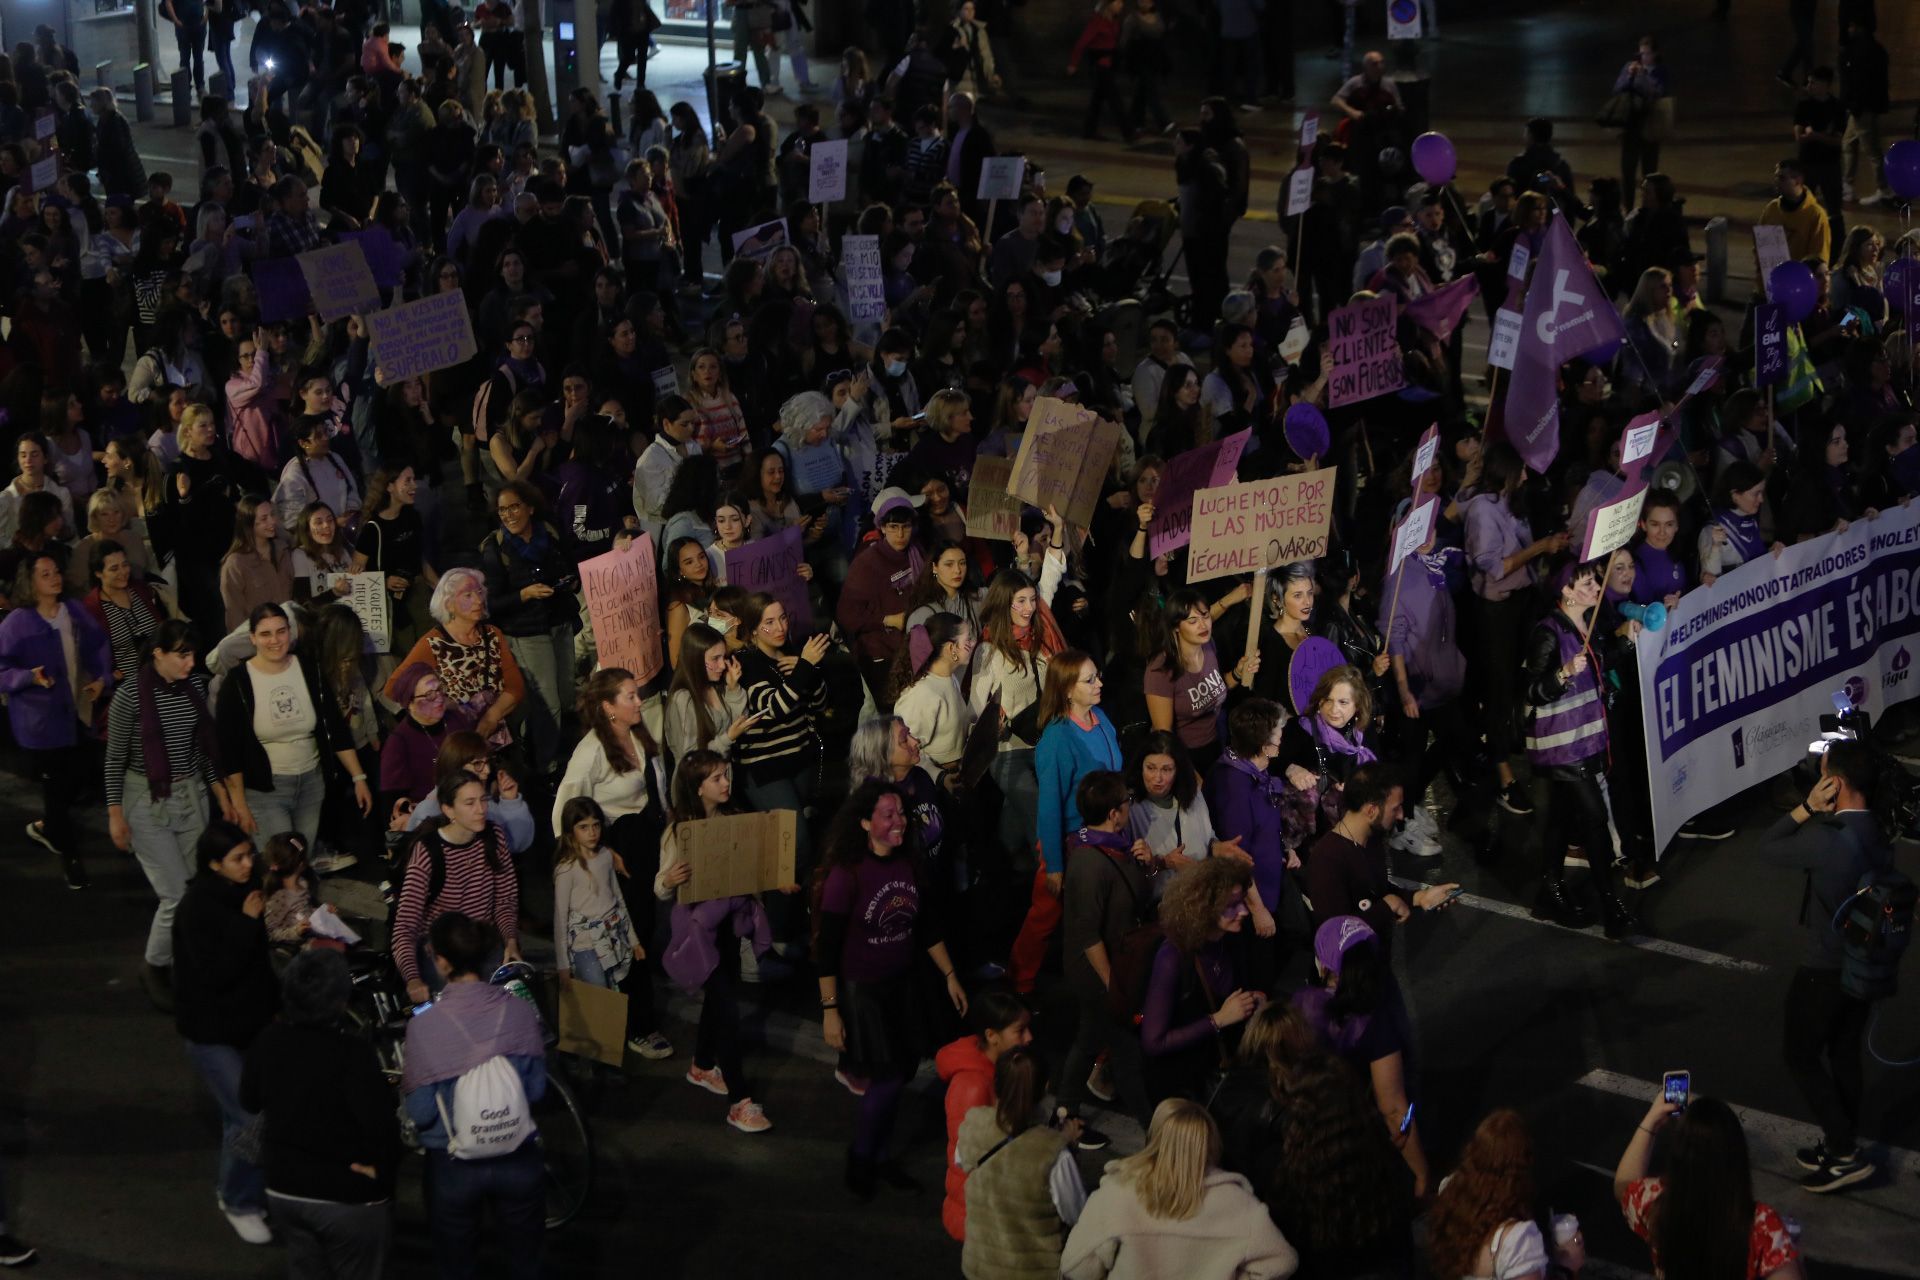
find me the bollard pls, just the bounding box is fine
[94,60,112,90]
[134,63,155,122]
[171,70,191,127]
[1704,215,1729,305]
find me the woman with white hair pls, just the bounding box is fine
[381,565,527,747]
[773,389,854,582]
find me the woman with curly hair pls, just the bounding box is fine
[1265,1056,1415,1279]
[1140,856,1263,1105]
[1427,1109,1548,1280]
[1207,1004,1326,1198]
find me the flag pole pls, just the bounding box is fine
[1577,548,1623,648]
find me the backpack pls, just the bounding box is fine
[471,365,521,441]
[435,1054,535,1159]
[1833,865,1917,1001]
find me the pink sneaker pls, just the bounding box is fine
[728,1099,772,1133]
[686,1064,728,1096]
[834,1068,869,1097]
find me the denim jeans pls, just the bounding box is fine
[247,768,326,853]
[123,772,211,966]
[185,1042,267,1214]
[174,20,208,93]
[423,1144,544,1279]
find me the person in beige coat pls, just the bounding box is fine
[1060,1099,1298,1280]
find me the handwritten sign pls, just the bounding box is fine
[1507,242,1531,282]
[1411,423,1439,488]
[808,138,849,204]
[580,532,664,682]
[1326,294,1403,407]
[724,524,813,631]
[1285,167,1314,218]
[343,572,392,653]
[1684,355,1724,399]
[33,111,53,141]
[1148,428,1252,558]
[676,810,798,904]
[1580,482,1649,562]
[1006,397,1122,529]
[977,155,1026,202]
[298,241,381,322]
[366,290,478,382]
[1620,410,1662,468]
[1488,308,1523,370]
[1754,225,1789,299]
[964,455,1022,540]
[1186,468,1337,584]
[730,217,788,262]
[28,155,56,192]
[1755,302,1787,388]
[842,233,886,325]
[1299,113,1319,151]
[1390,494,1438,568]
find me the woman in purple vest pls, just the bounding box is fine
[1522,559,1638,938]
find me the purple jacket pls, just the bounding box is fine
[663,895,772,993]
[0,602,112,748]
[1463,492,1535,601]
[1379,549,1466,709]
[1203,752,1289,909]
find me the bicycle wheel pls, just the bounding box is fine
[534,1066,593,1229]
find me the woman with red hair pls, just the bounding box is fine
[1426,1108,1548,1280]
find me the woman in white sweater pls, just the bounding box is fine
[889,612,977,780]
[663,622,756,763]
[968,563,1067,859]
[1061,1099,1298,1280]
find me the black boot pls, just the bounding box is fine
[844,1148,876,1201]
[1532,879,1591,928]
[876,1161,921,1193]
[1601,892,1638,940]
[142,963,175,1013]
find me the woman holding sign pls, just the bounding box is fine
[1144,589,1256,775]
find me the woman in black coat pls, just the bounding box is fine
[174,820,280,1245]
[478,479,578,771]
[1780,419,1863,544]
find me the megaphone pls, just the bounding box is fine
[1619,600,1667,632]
[1651,461,1698,504]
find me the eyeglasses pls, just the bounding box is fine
[1079,672,1103,685]
[509,333,535,344]
[497,502,528,515]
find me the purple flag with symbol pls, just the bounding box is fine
[1504,213,1626,473]
[1754,303,1788,388]
[1402,275,1481,344]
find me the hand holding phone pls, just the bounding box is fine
[1661,1069,1690,1113]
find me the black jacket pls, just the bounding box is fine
[95,111,147,197]
[240,1021,402,1203]
[1762,808,1894,970]
[214,653,353,793]
[173,873,279,1048]
[479,523,578,637]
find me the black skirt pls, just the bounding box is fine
[838,971,928,1081]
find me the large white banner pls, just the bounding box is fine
[1637,504,1920,851]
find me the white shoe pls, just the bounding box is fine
[309,851,358,874]
[1407,806,1440,838]
[223,1210,273,1245]
[1405,830,1444,858]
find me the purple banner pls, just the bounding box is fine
[724,525,813,631]
[1754,303,1787,389]
[253,255,313,324]
[1504,213,1625,473]
[1148,428,1252,558]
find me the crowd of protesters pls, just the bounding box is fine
[0,0,1909,1276]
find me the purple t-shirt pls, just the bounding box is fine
[821,852,922,982]
[1144,642,1228,750]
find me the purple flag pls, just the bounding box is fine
[1402,275,1481,344]
[1504,214,1625,473]
[1754,303,1787,388]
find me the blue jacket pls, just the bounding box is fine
[0,601,112,748]
[1034,707,1122,875]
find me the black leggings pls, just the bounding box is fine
[1386,696,1474,803]
[609,812,663,1036]
[695,949,748,1102]
[1542,765,1617,891]
[34,741,87,856]
[1471,596,1532,763]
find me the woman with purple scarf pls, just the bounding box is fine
[1521,560,1639,937]
[401,912,548,1280]
[1697,460,1781,584]
[1275,664,1378,856]
[1203,698,1292,993]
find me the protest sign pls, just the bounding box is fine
[1299,113,1319,151]
[1285,167,1313,218]
[27,155,56,193]
[1754,302,1787,388]
[1754,225,1789,298]
[1185,468,1337,583]
[725,524,813,630]
[1389,493,1438,568]
[254,255,314,324]
[298,242,381,322]
[976,156,1026,202]
[842,233,886,325]
[1278,318,1310,364]
[1636,501,1920,850]
[1579,481,1648,562]
[1411,423,1440,487]
[809,138,849,203]
[1386,0,1423,40]
[345,572,393,654]
[676,810,800,904]
[366,289,478,382]
[1488,308,1523,370]
[1148,428,1252,558]
[1683,355,1724,399]
[650,366,679,400]
[33,111,53,141]
[580,533,664,682]
[1507,242,1531,281]
[731,218,789,261]
[1327,294,1404,407]
[556,979,629,1067]
[342,226,408,288]
[1007,397,1123,528]
[965,455,1023,540]
[1620,410,1662,469]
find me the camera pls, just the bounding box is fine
[1804,686,1920,838]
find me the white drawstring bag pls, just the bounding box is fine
[435,1055,535,1160]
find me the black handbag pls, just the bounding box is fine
[1006,658,1043,743]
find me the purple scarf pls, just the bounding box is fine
[1307,713,1376,765]
[138,664,221,799]
[1071,827,1133,855]
[400,980,548,1092]
[1713,508,1766,562]
[1220,749,1286,807]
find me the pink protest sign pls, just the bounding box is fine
[1148,429,1252,559]
[1326,294,1404,407]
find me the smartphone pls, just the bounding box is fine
[1398,1102,1416,1135]
[1442,886,1468,905]
[1662,1069,1690,1112]
[555,575,580,592]
[410,1001,434,1017]
[1832,690,1854,716]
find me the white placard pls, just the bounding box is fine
[1580,486,1647,562]
[1412,426,1438,483]
[1506,242,1530,281]
[808,138,848,204]
[1285,167,1314,218]
[1278,317,1310,364]
[1754,225,1790,298]
[650,366,678,399]
[977,156,1026,202]
[1391,497,1436,567]
[1488,308,1523,371]
[842,233,886,325]
[1299,114,1319,151]
[1621,414,1661,468]
[346,572,392,654]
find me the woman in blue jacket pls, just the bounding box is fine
[0,550,111,889]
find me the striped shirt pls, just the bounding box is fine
[391,823,520,984]
[733,646,827,783]
[104,673,217,807]
[100,592,160,679]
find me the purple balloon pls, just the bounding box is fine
[1283,403,1330,459]
[1885,255,1920,309]
[1769,261,1819,326]
[1886,140,1920,201]
[1410,131,1456,187]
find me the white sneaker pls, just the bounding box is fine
[309,851,358,874]
[223,1209,273,1245]
[1405,830,1444,858]
[1408,806,1440,838]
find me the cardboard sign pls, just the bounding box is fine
[808,138,849,204]
[842,233,886,325]
[1620,410,1662,468]
[1299,113,1319,151]
[33,111,53,141]
[298,241,381,322]
[1148,428,1252,558]
[580,532,664,682]
[1326,294,1404,407]
[556,977,629,1066]
[675,810,799,904]
[964,455,1023,540]
[725,524,813,630]
[1411,423,1440,488]
[341,226,408,289]
[1580,482,1649,561]
[977,156,1026,202]
[345,572,392,654]
[1386,0,1423,40]
[1488,308,1523,370]
[1754,225,1790,298]
[1285,167,1314,218]
[1185,468,1337,583]
[366,290,478,382]
[1006,397,1123,528]
[254,255,314,324]
[1755,302,1788,388]
[1389,494,1437,568]
[1506,242,1530,282]
[730,218,789,261]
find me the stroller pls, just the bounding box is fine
[1093,199,1187,366]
